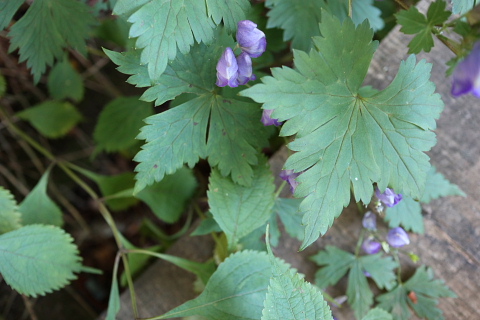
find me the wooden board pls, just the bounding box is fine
[108,1,480,319]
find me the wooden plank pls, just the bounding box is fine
[108,1,480,318]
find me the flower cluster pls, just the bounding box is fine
[451,41,480,98]
[216,20,266,88]
[375,187,402,208]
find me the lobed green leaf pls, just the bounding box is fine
[48,58,84,102]
[0,187,22,234]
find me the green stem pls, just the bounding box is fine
[355,229,365,257]
[392,249,403,284]
[348,0,353,18]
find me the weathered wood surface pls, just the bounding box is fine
[109,1,480,319]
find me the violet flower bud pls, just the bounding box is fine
[236,20,266,58]
[387,227,410,248]
[362,211,377,230]
[362,237,382,254]
[375,187,402,207]
[236,52,256,85]
[261,109,282,126]
[451,42,480,98]
[279,169,300,193]
[216,47,238,88]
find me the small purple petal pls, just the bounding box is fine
[362,237,382,254]
[387,227,410,248]
[451,41,480,98]
[236,52,256,85]
[362,211,377,230]
[261,109,282,126]
[279,169,300,193]
[216,47,238,88]
[363,270,372,277]
[375,187,402,207]
[236,20,267,58]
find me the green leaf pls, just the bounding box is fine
[47,58,84,101]
[159,250,271,320]
[241,13,443,249]
[114,0,250,80]
[106,31,270,192]
[105,259,121,320]
[360,254,398,290]
[18,169,63,227]
[0,187,22,234]
[311,246,355,288]
[136,167,197,223]
[17,101,83,139]
[452,0,477,14]
[352,0,384,32]
[0,73,6,98]
[275,198,304,241]
[262,226,334,320]
[385,196,424,233]
[348,261,374,319]
[8,0,95,83]
[93,97,154,153]
[421,166,465,203]
[0,225,82,297]
[266,0,325,52]
[362,308,393,320]
[396,1,450,54]
[0,0,24,31]
[377,266,456,320]
[208,156,275,250]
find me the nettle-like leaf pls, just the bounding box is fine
[242,13,443,249]
[113,0,250,80]
[208,156,275,250]
[0,224,82,297]
[362,308,393,320]
[396,0,451,54]
[159,250,271,320]
[136,167,198,223]
[17,101,83,139]
[262,226,334,320]
[48,58,84,102]
[18,169,63,227]
[93,97,154,153]
[0,187,22,234]
[421,166,465,203]
[377,266,456,320]
[452,0,477,14]
[8,0,95,82]
[311,246,398,319]
[385,196,424,234]
[0,0,24,31]
[105,30,270,192]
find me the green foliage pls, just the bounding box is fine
[0,73,5,97]
[105,30,270,192]
[311,246,398,319]
[136,167,198,223]
[208,156,275,250]
[274,197,304,241]
[0,0,24,31]
[93,97,154,153]
[242,13,443,249]
[362,308,393,320]
[48,58,84,102]
[421,166,465,203]
[396,1,451,54]
[17,101,83,139]
[452,0,477,14]
[18,169,63,227]
[377,266,456,320]
[262,227,334,320]
[0,224,82,297]
[113,0,250,80]
[106,259,121,320]
[351,0,385,32]
[159,250,271,320]
[8,0,95,83]
[0,187,22,234]
[385,197,424,234]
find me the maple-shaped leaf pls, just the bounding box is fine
[8,0,95,83]
[106,30,270,193]
[421,166,465,203]
[113,0,250,80]
[377,266,456,320]
[241,12,443,249]
[385,196,424,234]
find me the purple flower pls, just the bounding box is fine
[236,20,266,58]
[387,227,410,248]
[375,187,402,207]
[216,47,238,88]
[362,237,382,254]
[261,109,282,126]
[362,211,377,230]
[236,52,256,85]
[452,42,480,98]
[279,169,300,193]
